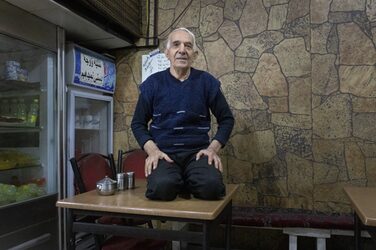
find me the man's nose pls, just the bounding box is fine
[178,44,186,53]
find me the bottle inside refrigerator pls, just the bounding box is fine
[0,32,58,248]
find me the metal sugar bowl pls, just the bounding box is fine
[96,176,117,196]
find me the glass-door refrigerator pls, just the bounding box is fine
[66,90,113,195]
[65,44,115,196]
[0,33,58,248]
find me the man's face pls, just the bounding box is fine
[165,30,196,70]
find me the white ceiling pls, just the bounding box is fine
[5,0,132,50]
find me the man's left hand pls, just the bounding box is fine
[196,148,223,172]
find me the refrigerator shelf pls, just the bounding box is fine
[0,125,40,132]
[0,185,48,208]
[0,163,42,172]
[0,80,40,92]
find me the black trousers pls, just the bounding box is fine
[145,150,226,201]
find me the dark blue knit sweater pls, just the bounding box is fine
[131,68,234,154]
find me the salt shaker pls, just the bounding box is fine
[126,172,135,189]
[117,173,125,191]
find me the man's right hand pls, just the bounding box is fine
[143,140,173,177]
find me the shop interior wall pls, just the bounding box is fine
[113,0,376,215]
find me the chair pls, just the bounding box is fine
[115,149,167,249]
[70,153,166,250]
[70,153,117,194]
[117,149,148,179]
[117,149,153,229]
[70,152,127,226]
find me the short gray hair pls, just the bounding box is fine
[166,27,197,51]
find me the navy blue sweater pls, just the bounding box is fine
[131,68,234,154]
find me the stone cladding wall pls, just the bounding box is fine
[114,0,376,214]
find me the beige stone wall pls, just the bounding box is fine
[114,0,376,214]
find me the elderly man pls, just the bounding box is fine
[131,27,234,201]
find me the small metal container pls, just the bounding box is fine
[117,173,126,191]
[126,171,135,189]
[96,176,117,196]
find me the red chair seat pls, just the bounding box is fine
[102,236,166,250]
[97,216,151,227]
[97,216,125,225]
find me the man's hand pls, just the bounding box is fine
[196,139,223,172]
[143,140,173,177]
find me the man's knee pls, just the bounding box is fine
[192,177,225,200]
[146,176,182,201]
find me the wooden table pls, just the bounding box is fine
[344,186,376,250]
[57,180,238,250]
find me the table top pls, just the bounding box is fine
[344,186,376,226]
[57,179,239,220]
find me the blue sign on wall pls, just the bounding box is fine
[67,44,116,93]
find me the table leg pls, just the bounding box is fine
[67,209,76,250]
[203,221,210,250]
[354,213,361,250]
[226,201,232,250]
[289,235,298,250]
[172,221,186,250]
